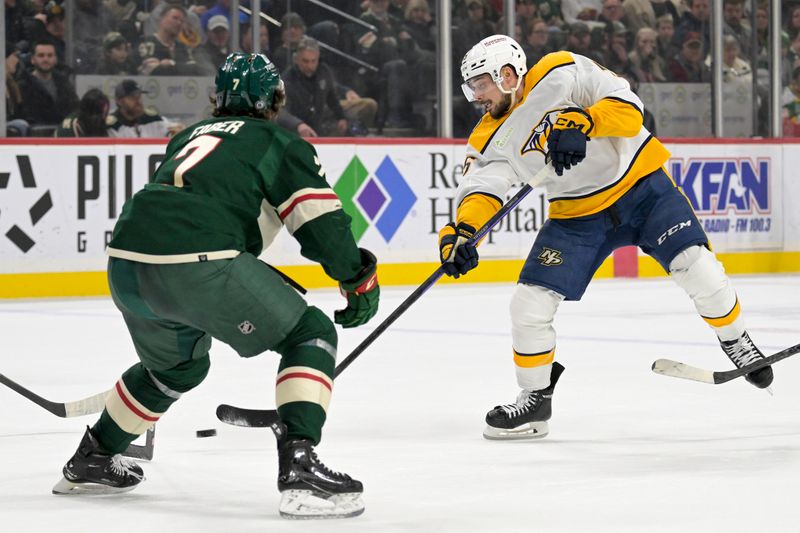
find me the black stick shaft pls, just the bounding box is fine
[334,183,534,378]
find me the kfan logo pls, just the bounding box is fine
[334,156,416,242]
[0,156,53,253]
[669,158,769,215]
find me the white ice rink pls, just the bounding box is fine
[1,275,799,532]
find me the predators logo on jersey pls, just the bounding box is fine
[521,109,562,157]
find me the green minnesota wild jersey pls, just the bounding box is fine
[107,116,362,282]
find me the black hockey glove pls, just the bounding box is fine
[334,248,380,328]
[546,107,592,176]
[438,222,479,279]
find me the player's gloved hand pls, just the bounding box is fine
[334,248,380,328]
[438,222,479,278]
[546,107,592,176]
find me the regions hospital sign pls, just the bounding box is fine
[0,140,796,291]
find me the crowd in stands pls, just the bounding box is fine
[4,0,800,137]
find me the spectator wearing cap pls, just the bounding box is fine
[674,0,710,54]
[196,14,230,75]
[98,32,137,75]
[622,0,681,36]
[27,1,67,68]
[55,88,110,137]
[282,37,350,136]
[107,80,183,137]
[199,0,233,33]
[273,12,308,73]
[566,22,605,64]
[16,40,79,130]
[628,27,666,82]
[138,5,202,75]
[667,30,710,82]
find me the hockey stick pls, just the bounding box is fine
[216,164,554,429]
[651,342,800,385]
[0,372,156,460]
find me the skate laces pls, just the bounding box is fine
[309,447,351,481]
[724,334,763,368]
[500,390,541,417]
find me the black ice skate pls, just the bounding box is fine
[52,426,144,495]
[484,362,565,440]
[276,429,364,519]
[720,331,774,389]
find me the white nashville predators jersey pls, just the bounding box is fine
[459,51,670,219]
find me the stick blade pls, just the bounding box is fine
[216,404,280,428]
[652,358,716,384]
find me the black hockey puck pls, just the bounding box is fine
[196,429,217,438]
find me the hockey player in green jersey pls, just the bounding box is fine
[52,52,380,519]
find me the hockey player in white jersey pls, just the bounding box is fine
[438,35,773,440]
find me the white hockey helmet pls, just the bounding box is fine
[460,34,527,101]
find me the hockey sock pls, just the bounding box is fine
[669,245,744,341]
[511,284,563,390]
[273,306,337,445]
[92,357,210,453]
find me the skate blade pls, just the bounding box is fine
[279,489,364,519]
[52,476,141,495]
[483,421,549,441]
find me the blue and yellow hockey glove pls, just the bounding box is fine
[547,107,592,176]
[335,248,380,328]
[438,222,478,278]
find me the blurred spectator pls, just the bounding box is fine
[604,21,632,72]
[200,0,232,32]
[273,12,307,73]
[240,19,270,54]
[667,30,710,82]
[5,0,31,50]
[516,0,539,29]
[105,0,138,26]
[73,0,114,73]
[389,0,412,19]
[783,66,800,137]
[598,0,629,26]
[339,84,378,134]
[138,5,203,75]
[717,34,751,83]
[282,37,349,136]
[533,0,564,26]
[723,0,751,58]
[675,0,710,54]
[55,88,110,137]
[196,15,231,75]
[655,14,678,62]
[566,22,605,63]
[454,0,497,61]
[16,40,78,128]
[787,5,800,38]
[98,32,137,75]
[402,0,436,54]
[628,27,666,82]
[788,30,800,69]
[5,50,30,136]
[524,18,555,67]
[144,0,204,50]
[622,0,681,36]
[561,0,602,25]
[346,0,416,128]
[107,79,183,137]
[26,1,67,66]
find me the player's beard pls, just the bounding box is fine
[489,92,513,119]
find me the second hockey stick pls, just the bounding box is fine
[0,372,156,460]
[217,164,554,429]
[651,342,800,385]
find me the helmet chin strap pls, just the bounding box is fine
[494,73,523,108]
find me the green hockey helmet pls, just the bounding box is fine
[215,52,284,114]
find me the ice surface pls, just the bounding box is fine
[1,275,799,532]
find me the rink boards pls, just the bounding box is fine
[0,137,798,298]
